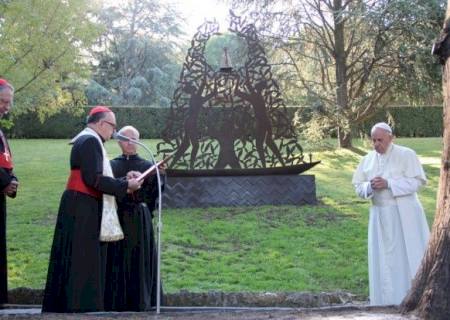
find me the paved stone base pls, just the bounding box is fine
[7,288,362,308]
[165,290,357,307]
[0,306,421,319]
[163,175,317,208]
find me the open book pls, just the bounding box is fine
[136,154,173,182]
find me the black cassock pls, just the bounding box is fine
[42,135,128,313]
[105,154,164,311]
[0,129,17,305]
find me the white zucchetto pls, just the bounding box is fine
[371,122,392,135]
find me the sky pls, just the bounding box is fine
[101,0,233,40]
[173,0,231,37]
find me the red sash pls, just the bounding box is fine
[66,169,102,199]
[0,131,13,169]
[0,152,13,169]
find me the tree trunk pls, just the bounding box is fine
[333,0,351,148]
[338,127,352,148]
[400,4,450,318]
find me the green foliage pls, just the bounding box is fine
[0,0,102,114]
[355,107,443,138]
[88,0,183,106]
[295,106,443,144]
[232,0,444,146]
[294,106,336,146]
[3,105,444,139]
[85,80,112,105]
[7,107,171,139]
[365,0,444,105]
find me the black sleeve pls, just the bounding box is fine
[8,174,17,198]
[143,171,166,212]
[0,167,12,190]
[79,137,128,198]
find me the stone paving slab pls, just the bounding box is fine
[0,306,420,319]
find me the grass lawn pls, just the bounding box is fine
[5,137,441,298]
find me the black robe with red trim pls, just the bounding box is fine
[0,129,16,305]
[42,134,128,313]
[105,154,164,311]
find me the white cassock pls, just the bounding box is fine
[352,143,430,306]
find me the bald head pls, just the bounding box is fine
[118,126,140,156]
[118,125,139,139]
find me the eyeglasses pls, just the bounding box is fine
[102,120,116,130]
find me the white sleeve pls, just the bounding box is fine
[389,177,424,197]
[354,181,374,199]
[352,156,374,200]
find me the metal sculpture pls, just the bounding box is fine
[157,13,308,171]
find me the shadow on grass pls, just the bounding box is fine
[346,146,367,156]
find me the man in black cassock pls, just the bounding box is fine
[0,79,18,307]
[105,125,164,311]
[42,107,142,313]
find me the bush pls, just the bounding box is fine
[5,105,443,139]
[7,106,171,139]
[355,106,442,137]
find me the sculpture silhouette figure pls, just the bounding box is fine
[168,21,219,169]
[231,18,285,167]
[235,76,285,167]
[170,81,217,168]
[158,13,305,170]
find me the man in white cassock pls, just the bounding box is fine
[352,122,430,306]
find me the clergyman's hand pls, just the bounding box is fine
[3,180,18,196]
[126,170,141,180]
[370,176,388,190]
[156,163,166,176]
[127,178,143,193]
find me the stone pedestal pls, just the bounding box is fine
[163,175,316,208]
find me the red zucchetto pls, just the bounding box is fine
[0,79,10,86]
[89,106,112,116]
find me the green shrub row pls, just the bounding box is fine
[7,107,171,139]
[5,106,443,139]
[355,106,443,137]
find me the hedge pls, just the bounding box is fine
[4,105,444,139]
[7,107,171,139]
[356,106,443,138]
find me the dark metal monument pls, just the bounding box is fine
[158,13,319,207]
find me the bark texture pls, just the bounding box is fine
[400,7,450,319]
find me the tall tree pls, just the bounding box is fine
[400,2,450,319]
[231,0,444,147]
[88,0,182,106]
[0,0,101,113]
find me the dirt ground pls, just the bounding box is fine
[0,306,421,320]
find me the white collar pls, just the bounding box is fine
[70,127,102,145]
